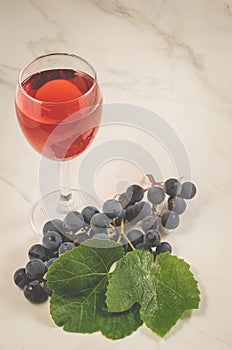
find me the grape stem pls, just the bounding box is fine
[152,204,157,215]
[120,220,136,251]
[146,174,164,188]
[153,212,162,218]
[110,218,117,230]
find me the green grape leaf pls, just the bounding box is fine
[46,239,142,339]
[106,250,200,337]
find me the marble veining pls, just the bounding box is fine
[92,0,203,70]
[191,325,232,350]
[0,64,20,87]
[27,0,62,30]
[89,0,232,109]
[0,175,32,204]
[27,32,67,58]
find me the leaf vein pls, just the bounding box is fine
[153,276,185,301]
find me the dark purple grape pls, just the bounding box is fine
[28,244,48,262]
[126,184,144,204]
[23,281,48,303]
[161,211,180,230]
[63,211,84,232]
[144,229,161,247]
[43,219,64,235]
[14,268,31,289]
[168,197,186,215]
[147,186,165,205]
[179,182,197,199]
[92,233,110,240]
[155,242,172,255]
[25,259,47,280]
[125,205,136,222]
[127,229,144,246]
[164,178,181,197]
[58,242,75,255]
[102,199,123,219]
[90,213,110,228]
[42,231,62,250]
[81,206,99,224]
[89,226,108,238]
[135,243,152,252]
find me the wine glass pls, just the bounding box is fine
[15,53,102,233]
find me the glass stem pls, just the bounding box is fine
[57,160,75,214]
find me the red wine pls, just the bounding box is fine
[16,69,102,160]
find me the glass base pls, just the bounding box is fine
[30,189,100,234]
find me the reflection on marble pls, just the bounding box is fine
[0,0,232,349]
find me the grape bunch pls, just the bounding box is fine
[14,176,196,304]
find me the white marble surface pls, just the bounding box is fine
[1,0,232,349]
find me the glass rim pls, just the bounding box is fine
[17,52,98,105]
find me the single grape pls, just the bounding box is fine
[102,199,123,219]
[42,231,62,250]
[126,184,144,204]
[81,206,99,224]
[23,281,48,303]
[161,211,180,230]
[155,242,172,255]
[179,182,197,199]
[89,226,108,238]
[127,229,144,246]
[90,213,110,228]
[73,232,89,245]
[147,186,165,205]
[125,205,136,222]
[46,257,56,268]
[43,219,72,243]
[135,243,152,252]
[14,268,31,289]
[58,242,75,256]
[63,211,84,232]
[144,229,161,247]
[164,178,181,197]
[28,244,48,262]
[168,197,186,215]
[133,201,152,220]
[43,219,64,236]
[141,215,159,232]
[92,233,110,240]
[25,259,47,280]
